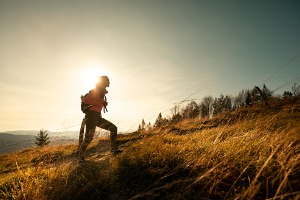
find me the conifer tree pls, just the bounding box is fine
[283,91,293,98]
[154,113,163,128]
[245,91,253,106]
[141,119,146,130]
[138,124,142,132]
[262,84,272,99]
[35,129,50,147]
[147,122,151,130]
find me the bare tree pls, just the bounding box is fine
[169,104,182,124]
[199,96,213,118]
[171,104,180,117]
[233,90,247,109]
[292,83,300,97]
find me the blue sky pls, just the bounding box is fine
[0,0,299,132]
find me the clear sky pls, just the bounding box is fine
[0,0,300,133]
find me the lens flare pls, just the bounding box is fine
[79,63,109,91]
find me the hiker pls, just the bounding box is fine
[78,76,121,162]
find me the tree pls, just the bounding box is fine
[171,104,180,117]
[138,124,142,132]
[223,95,232,111]
[262,84,273,99]
[253,85,272,107]
[251,87,261,102]
[35,129,50,147]
[212,94,225,115]
[141,119,146,130]
[212,94,233,115]
[169,104,182,123]
[181,101,200,119]
[283,91,293,98]
[245,90,253,106]
[233,90,247,109]
[154,113,164,128]
[199,96,213,118]
[146,122,152,131]
[292,83,300,97]
[137,119,147,132]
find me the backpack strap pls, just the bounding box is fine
[103,95,108,113]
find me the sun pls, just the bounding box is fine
[79,63,109,91]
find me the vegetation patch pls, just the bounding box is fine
[0,99,300,199]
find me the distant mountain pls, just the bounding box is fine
[3,130,38,136]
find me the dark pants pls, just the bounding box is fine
[78,110,117,158]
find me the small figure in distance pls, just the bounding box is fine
[78,76,121,163]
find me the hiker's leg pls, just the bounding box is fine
[77,116,86,151]
[78,111,99,158]
[97,117,118,151]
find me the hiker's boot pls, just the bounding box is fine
[110,131,117,147]
[110,131,122,154]
[77,147,86,162]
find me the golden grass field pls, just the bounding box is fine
[0,99,299,199]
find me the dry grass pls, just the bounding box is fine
[0,100,299,199]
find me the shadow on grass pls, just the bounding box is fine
[45,159,118,200]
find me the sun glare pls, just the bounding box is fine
[79,63,109,91]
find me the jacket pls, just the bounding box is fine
[82,88,107,113]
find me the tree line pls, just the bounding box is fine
[138,83,300,131]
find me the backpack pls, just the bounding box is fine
[81,91,92,114]
[80,90,108,114]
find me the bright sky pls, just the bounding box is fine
[0,0,300,133]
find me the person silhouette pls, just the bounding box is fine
[78,76,121,162]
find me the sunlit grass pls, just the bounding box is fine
[0,101,299,199]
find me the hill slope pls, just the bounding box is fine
[0,101,299,199]
[0,133,35,153]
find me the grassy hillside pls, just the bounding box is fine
[0,100,299,199]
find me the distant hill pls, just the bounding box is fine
[0,131,79,154]
[0,133,35,154]
[3,130,38,136]
[1,130,79,138]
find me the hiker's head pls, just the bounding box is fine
[96,76,110,88]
